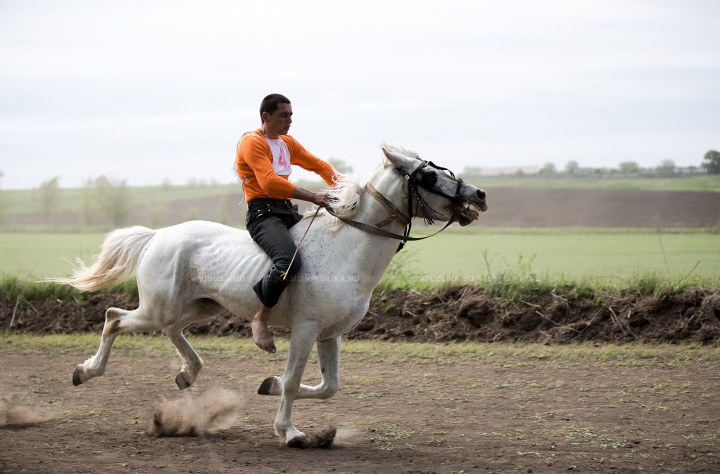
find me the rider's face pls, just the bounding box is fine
[262,103,293,138]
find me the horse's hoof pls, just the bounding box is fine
[72,366,83,386]
[175,373,191,390]
[286,435,311,449]
[257,377,275,395]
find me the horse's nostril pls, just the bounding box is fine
[476,189,486,200]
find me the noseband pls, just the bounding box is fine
[325,161,465,252]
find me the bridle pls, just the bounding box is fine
[325,160,466,252]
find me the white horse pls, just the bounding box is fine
[56,146,487,447]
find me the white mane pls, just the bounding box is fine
[303,173,364,231]
[304,145,421,231]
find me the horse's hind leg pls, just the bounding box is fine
[73,306,160,386]
[163,299,225,390]
[165,330,203,390]
[258,336,340,400]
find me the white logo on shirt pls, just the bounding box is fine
[265,138,292,176]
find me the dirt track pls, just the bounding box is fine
[2,286,720,473]
[2,340,720,473]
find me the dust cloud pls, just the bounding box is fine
[0,395,50,427]
[147,388,244,437]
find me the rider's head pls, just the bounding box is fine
[259,94,293,138]
[260,94,291,123]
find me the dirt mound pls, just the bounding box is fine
[2,286,719,344]
[352,286,720,344]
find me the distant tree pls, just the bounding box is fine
[618,161,639,173]
[539,162,556,175]
[564,160,579,175]
[327,158,354,175]
[38,177,60,222]
[702,150,720,174]
[79,177,98,224]
[657,159,676,173]
[162,177,173,191]
[95,176,133,227]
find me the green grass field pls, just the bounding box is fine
[0,233,105,278]
[1,231,718,285]
[402,231,720,282]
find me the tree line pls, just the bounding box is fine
[462,149,720,178]
[30,176,134,226]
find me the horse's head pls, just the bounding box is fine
[382,146,488,226]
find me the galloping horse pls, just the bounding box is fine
[57,146,488,447]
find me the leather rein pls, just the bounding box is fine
[324,161,464,252]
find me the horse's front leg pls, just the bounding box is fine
[258,336,340,400]
[275,325,319,447]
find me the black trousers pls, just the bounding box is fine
[246,199,304,308]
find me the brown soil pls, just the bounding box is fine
[478,187,720,228]
[1,340,719,473]
[3,287,720,345]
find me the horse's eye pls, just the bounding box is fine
[422,172,437,187]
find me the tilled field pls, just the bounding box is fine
[5,187,720,228]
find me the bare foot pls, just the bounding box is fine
[251,305,276,354]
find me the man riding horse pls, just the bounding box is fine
[236,93,337,354]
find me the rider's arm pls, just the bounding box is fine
[283,136,338,188]
[291,187,329,206]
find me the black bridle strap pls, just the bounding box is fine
[324,206,457,242]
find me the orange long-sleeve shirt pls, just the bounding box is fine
[235,129,336,202]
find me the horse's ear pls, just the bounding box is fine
[382,148,410,168]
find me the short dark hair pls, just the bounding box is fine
[260,94,291,122]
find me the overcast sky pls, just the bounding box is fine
[1,0,719,189]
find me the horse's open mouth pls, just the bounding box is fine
[454,201,484,226]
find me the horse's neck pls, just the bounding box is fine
[349,167,410,256]
[355,168,408,234]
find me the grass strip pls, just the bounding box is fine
[1,332,718,369]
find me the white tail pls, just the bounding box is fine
[51,226,156,292]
